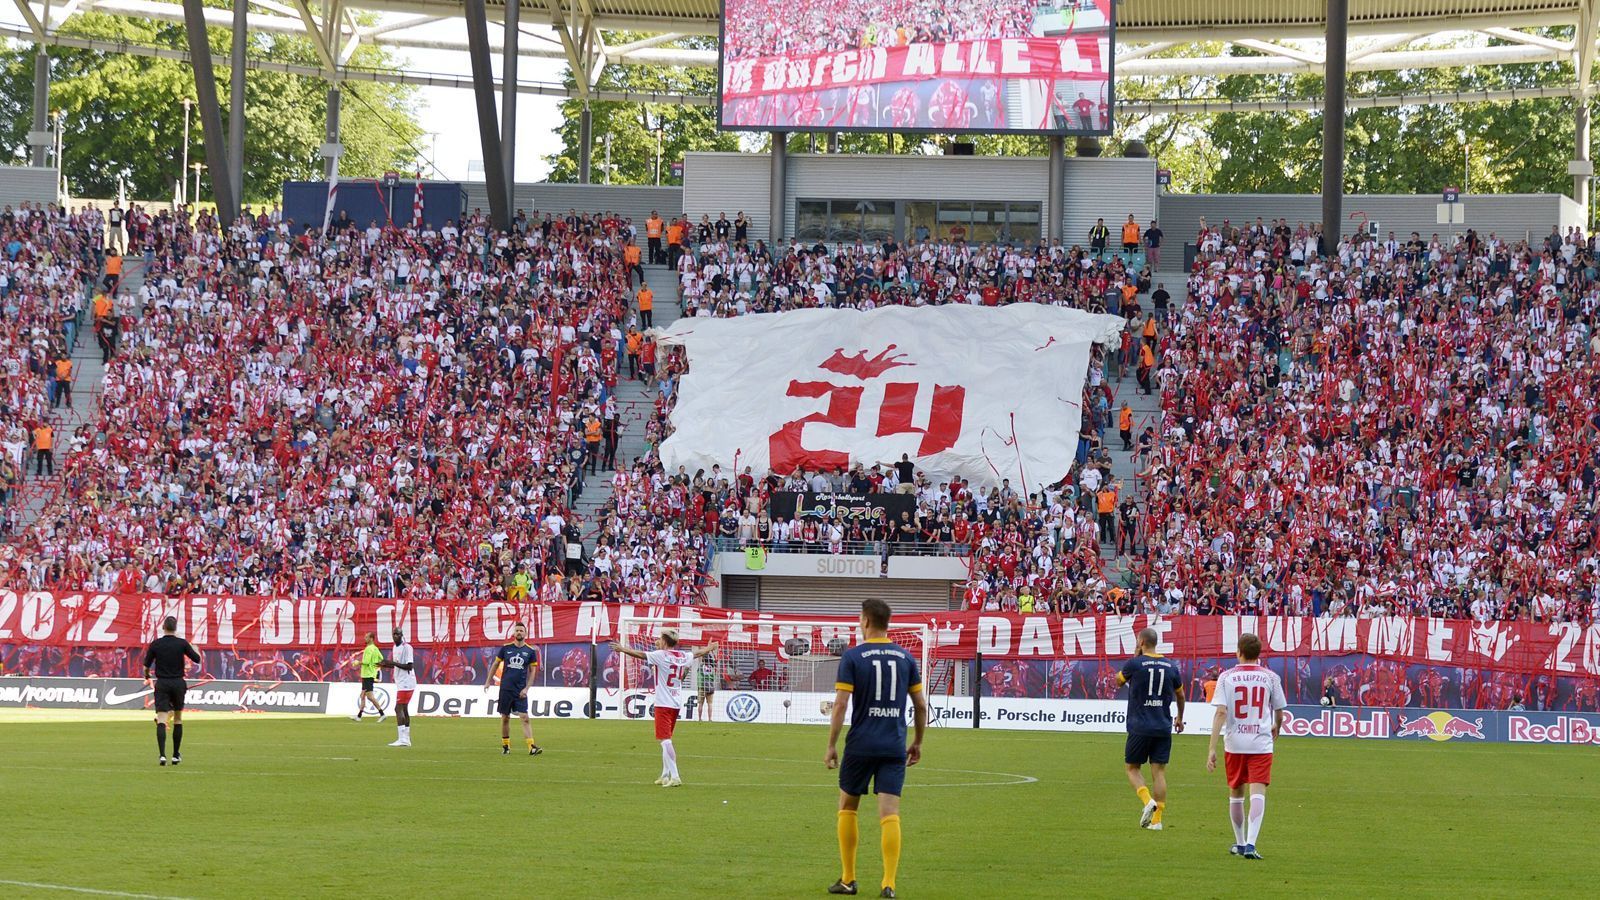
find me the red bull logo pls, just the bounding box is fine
[1281,709,1391,739]
[1397,711,1486,742]
[1508,716,1600,745]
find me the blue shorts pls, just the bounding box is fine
[498,687,528,716]
[839,753,906,797]
[1125,732,1172,766]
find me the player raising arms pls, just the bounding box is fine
[142,615,200,766]
[825,599,928,899]
[1206,633,1288,860]
[1118,627,1185,830]
[484,622,544,756]
[380,628,416,747]
[609,629,719,786]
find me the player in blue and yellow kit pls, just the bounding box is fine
[482,622,543,756]
[825,598,927,899]
[1118,627,1186,830]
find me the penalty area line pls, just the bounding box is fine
[0,878,193,900]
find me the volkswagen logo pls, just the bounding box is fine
[726,693,761,723]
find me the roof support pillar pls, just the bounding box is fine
[464,0,509,230]
[500,0,518,214]
[578,101,592,183]
[770,132,787,246]
[228,0,247,206]
[1321,0,1348,255]
[1047,135,1064,242]
[182,0,238,227]
[1576,102,1593,221]
[28,50,50,167]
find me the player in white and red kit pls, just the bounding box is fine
[1205,633,1287,861]
[610,629,719,787]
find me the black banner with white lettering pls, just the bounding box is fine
[768,492,918,523]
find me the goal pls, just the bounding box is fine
[614,616,953,726]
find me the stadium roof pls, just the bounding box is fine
[5,0,1600,110]
[348,0,1583,37]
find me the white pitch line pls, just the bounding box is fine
[1,763,1033,789]
[0,879,191,900]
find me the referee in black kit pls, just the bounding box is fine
[142,616,200,766]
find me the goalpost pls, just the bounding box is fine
[615,616,954,727]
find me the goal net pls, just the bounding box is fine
[614,616,954,726]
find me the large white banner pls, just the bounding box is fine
[658,304,1123,490]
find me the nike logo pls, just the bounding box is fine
[104,686,154,705]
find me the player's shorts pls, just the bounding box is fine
[361,677,375,692]
[1225,752,1273,789]
[838,753,907,797]
[1124,732,1172,766]
[152,678,186,713]
[498,687,528,716]
[395,690,414,705]
[654,706,680,740]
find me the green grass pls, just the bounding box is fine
[0,713,1592,898]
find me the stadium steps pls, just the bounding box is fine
[16,257,146,528]
[572,263,682,539]
[1100,318,1166,582]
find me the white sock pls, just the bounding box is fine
[660,741,672,778]
[1246,794,1266,846]
[1229,797,1247,845]
[663,739,679,779]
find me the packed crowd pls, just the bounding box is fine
[0,202,111,525]
[6,194,1600,625]
[724,0,1040,60]
[0,205,649,601]
[1135,218,1600,623]
[608,211,1600,623]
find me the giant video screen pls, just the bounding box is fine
[718,0,1113,134]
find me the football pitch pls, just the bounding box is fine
[0,712,1590,898]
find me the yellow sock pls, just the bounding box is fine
[837,810,858,884]
[1136,786,1153,806]
[1153,802,1165,824]
[880,814,901,891]
[501,738,510,749]
[526,738,536,750]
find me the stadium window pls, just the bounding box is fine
[827,200,863,243]
[937,201,974,242]
[1007,202,1042,244]
[861,201,895,244]
[906,202,935,242]
[971,201,1006,244]
[796,200,828,243]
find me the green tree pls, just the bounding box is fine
[0,12,423,203]
[545,36,738,185]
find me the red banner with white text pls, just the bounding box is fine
[2,593,1598,680]
[720,37,1109,101]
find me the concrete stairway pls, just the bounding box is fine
[17,256,146,527]
[570,263,683,535]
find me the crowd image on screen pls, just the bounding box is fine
[3,193,1600,632]
[723,0,1043,61]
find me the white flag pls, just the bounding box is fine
[657,304,1124,491]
